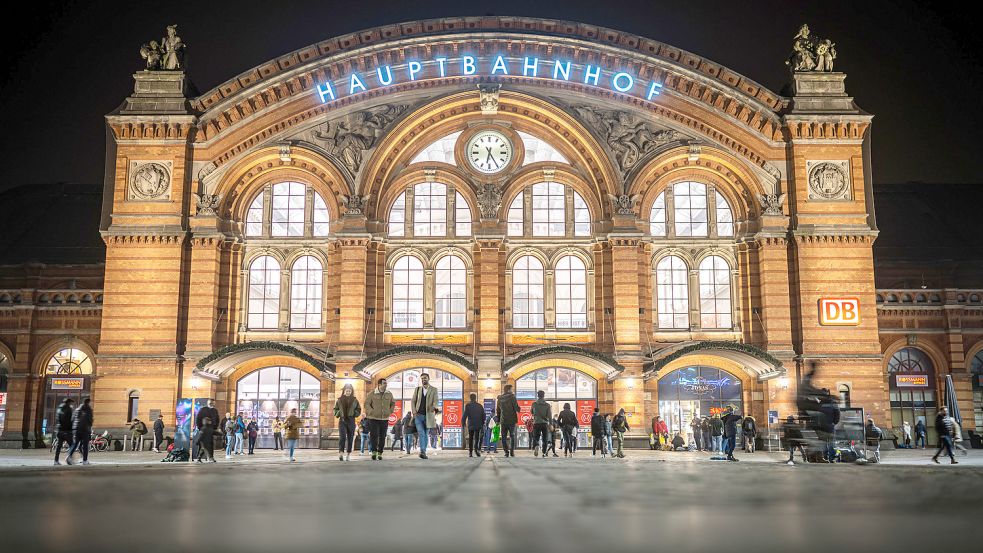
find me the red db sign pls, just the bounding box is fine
[819,298,860,326]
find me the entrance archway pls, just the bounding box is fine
[386,368,464,449]
[235,366,321,448]
[657,366,744,439]
[40,348,93,438]
[514,367,598,448]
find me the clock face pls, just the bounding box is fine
[467,131,513,174]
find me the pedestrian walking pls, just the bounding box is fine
[411,373,439,459]
[152,414,165,453]
[364,377,396,461]
[194,400,219,461]
[333,383,361,461]
[901,420,912,448]
[546,418,559,457]
[721,406,741,461]
[246,419,259,454]
[391,417,403,452]
[402,411,416,453]
[783,416,807,465]
[283,408,302,462]
[65,398,93,465]
[931,407,958,464]
[690,416,703,451]
[431,408,443,451]
[590,408,607,457]
[358,417,371,455]
[710,414,723,453]
[272,417,284,450]
[864,417,883,462]
[128,418,148,451]
[496,384,521,457]
[604,413,614,455]
[219,411,231,451]
[612,408,629,458]
[817,395,840,462]
[525,417,535,450]
[914,418,927,449]
[558,403,579,457]
[742,415,757,453]
[195,412,217,463]
[52,398,75,465]
[462,393,486,457]
[224,415,238,458]
[701,416,712,452]
[530,390,552,458]
[234,413,246,455]
[951,418,968,456]
[485,415,499,454]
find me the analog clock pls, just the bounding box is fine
[466,130,513,174]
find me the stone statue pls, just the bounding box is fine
[341,193,371,216]
[478,83,501,115]
[573,105,680,173]
[476,183,503,219]
[314,104,409,174]
[161,25,186,70]
[607,194,641,216]
[786,24,836,72]
[756,193,786,216]
[140,41,163,70]
[194,193,221,216]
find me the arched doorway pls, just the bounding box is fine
[41,348,93,438]
[972,351,983,433]
[514,367,597,448]
[386,368,464,449]
[235,366,321,448]
[657,366,744,438]
[887,347,938,444]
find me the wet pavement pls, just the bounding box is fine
[0,448,979,552]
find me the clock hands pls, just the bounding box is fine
[484,147,499,169]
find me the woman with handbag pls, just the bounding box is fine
[333,383,361,461]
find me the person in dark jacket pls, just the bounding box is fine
[53,398,75,465]
[496,384,521,457]
[65,398,93,465]
[612,408,630,458]
[590,408,607,457]
[196,413,217,463]
[546,418,559,457]
[194,400,220,459]
[152,414,165,453]
[741,416,757,453]
[914,418,927,449]
[931,407,957,464]
[557,403,579,457]
[390,417,403,452]
[245,419,259,454]
[701,416,712,452]
[333,383,361,461]
[461,393,486,457]
[402,411,416,453]
[720,406,741,461]
[864,417,883,462]
[710,414,723,453]
[690,416,703,451]
[530,390,552,458]
[817,395,841,462]
[783,416,806,465]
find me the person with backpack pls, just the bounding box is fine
[461,393,486,458]
[931,407,958,465]
[557,403,579,457]
[742,415,758,453]
[333,383,361,462]
[721,406,741,462]
[224,416,238,458]
[530,390,552,458]
[710,414,723,453]
[128,418,148,452]
[283,408,302,462]
[65,398,93,465]
[496,384,521,458]
[914,418,927,449]
[864,416,883,462]
[612,408,630,458]
[364,377,395,461]
[590,407,607,457]
[245,419,259,454]
[53,398,75,465]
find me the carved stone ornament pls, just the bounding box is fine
[786,24,837,72]
[806,160,851,201]
[573,105,681,173]
[194,193,221,216]
[128,161,172,200]
[757,193,787,216]
[478,83,502,115]
[341,194,371,216]
[477,183,503,219]
[607,194,641,216]
[313,104,409,175]
[140,24,186,71]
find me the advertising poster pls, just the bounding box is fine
[175,398,207,449]
[576,400,596,426]
[483,398,496,447]
[518,400,534,425]
[389,401,402,426]
[443,400,462,428]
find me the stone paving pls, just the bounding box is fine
[0,447,978,553]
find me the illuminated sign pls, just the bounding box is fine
[312,54,664,104]
[50,377,84,390]
[819,297,860,326]
[0,392,6,406]
[678,376,731,397]
[895,375,929,387]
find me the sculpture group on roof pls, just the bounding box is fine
[140,24,186,70]
[787,24,837,72]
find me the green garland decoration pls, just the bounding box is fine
[353,345,476,373]
[195,341,335,373]
[644,341,783,374]
[502,345,626,374]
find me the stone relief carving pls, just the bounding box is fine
[478,83,501,115]
[476,184,503,219]
[313,104,409,175]
[786,24,837,72]
[128,161,172,200]
[141,25,186,70]
[607,194,641,216]
[806,161,851,201]
[194,193,221,216]
[757,193,787,216]
[341,194,371,216]
[572,105,681,173]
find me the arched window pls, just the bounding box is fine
[673,181,708,237]
[888,348,933,373]
[246,192,264,236]
[656,255,689,329]
[837,384,851,408]
[248,256,281,329]
[650,191,666,237]
[271,182,306,237]
[409,131,463,165]
[555,256,588,329]
[507,193,524,236]
[290,256,323,329]
[573,191,590,236]
[455,192,472,236]
[698,256,732,329]
[45,348,93,375]
[413,182,447,236]
[513,256,545,328]
[392,256,424,328]
[313,193,330,237]
[532,182,565,236]
[518,131,570,164]
[973,352,983,431]
[387,368,464,448]
[716,193,734,237]
[389,192,406,236]
[435,256,468,328]
[127,391,140,422]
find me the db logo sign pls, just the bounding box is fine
[520,412,532,424]
[445,413,459,425]
[388,413,398,425]
[819,298,860,326]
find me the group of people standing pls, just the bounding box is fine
[52,397,94,465]
[188,400,301,463]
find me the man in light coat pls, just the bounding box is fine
[411,372,439,459]
[364,377,395,461]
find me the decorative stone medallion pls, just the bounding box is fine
[128,161,172,200]
[806,160,851,200]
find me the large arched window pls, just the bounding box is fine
[271,182,307,237]
[532,182,565,236]
[392,256,424,329]
[435,256,467,329]
[888,347,938,440]
[290,256,323,329]
[888,348,933,373]
[248,256,281,329]
[44,348,93,375]
[389,193,406,236]
[715,193,734,237]
[656,255,690,329]
[972,351,983,432]
[555,256,588,329]
[649,182,736,239]
[387,182,472,238]
[236,366,321,449]
[650,191,666,237]
[513,256,545,328]
[509,183,591,238]
[246,193,264,236]
[674,181,708,237]
[387,368,464,448]
[243,182,330,238]
[698,256,732,329]
[573,192,591,236]
[413,182,447,236]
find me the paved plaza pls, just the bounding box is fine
[0,448,979,553]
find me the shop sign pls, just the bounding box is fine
[483,398,495,421]
[389,401,402,426]
[443,400,462,428]
[50,377,84,390]
[313,54,664,105]
[819,297,860,326]
[895,374,929,387]
[576,400,596,426]
[0,392,6,406]
[518,400,534,425]
[768,410,779,424]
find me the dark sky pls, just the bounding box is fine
[0,0,979,190]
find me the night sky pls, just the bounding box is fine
[0,0,979,190]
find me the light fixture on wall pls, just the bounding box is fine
[777,377,790,390]
[484,379,494,390]
[625,378,636,390]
